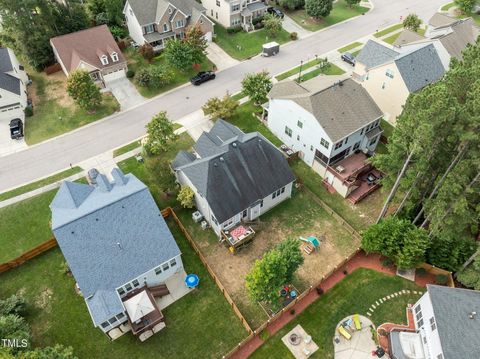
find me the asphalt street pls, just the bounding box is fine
[0,0,447,192]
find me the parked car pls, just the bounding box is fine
[341,52,356,66]
[87,168,99,185]
[190,71,216,86]
[9,118,23,140]
[267,7,284,18]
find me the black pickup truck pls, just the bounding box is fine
[10,118,24,140]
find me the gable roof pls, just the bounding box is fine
[128,0,205,26]
[173,120,295,223]
[393,29,426,47]
[50,25,125,74]
[269,76,383,142]
[0,48,21,95]
[356,39,399,70]
[428,12,459,28]
[50,169,181,326]
[395,43,445,92]
[0,48,14,73]
[437,18,480,59]
[427,285,480,359]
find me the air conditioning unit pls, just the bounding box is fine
[336,165,345,173]
[201,221,209,230]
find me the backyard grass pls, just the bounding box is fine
[441,2,455,11]
[276,59,344,81]
[286,0,369,32]
[381,118,394,139]
[25,72,120,145]
[373,23,403,38]
[0,218,247,358]
[0,167,82,202]
[112,139,142,157]
[124,48,215,98]
[297,63,345,82]
[250,268,423,359]
[213,24,290,60]
[338,41,363,53]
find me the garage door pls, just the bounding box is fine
[103,68,126,82]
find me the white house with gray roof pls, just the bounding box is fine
[0,47,29,132]
[172,120,295,237]
[390,285,480,359]
[201,0,268,31]
[353,40,445,124]
[124,0,214,51]
[50,168,183,337]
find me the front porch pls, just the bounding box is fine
[241,2,268,31]
[144,31,185,52]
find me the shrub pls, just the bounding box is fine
[316,287,324,295]
[0,295,26,317]
[126,69,135,78]
[382,258,394,267]
[260,329,270,341]
[66,70,102,111]
[139,44,154,61]
[290,32,298,40]
[252,16,264,25]
[227,26,242,34]
[435,274,448,285]
[279,0,305,10]
[177,186,195,208]
[134,66,173,88]
[24,106,33,117]
[202,94,239,120]
[109,25,128,40]
[254,22,264,30]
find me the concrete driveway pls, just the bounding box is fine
[105,77,145,110]
[206,42,239,71]
[0,113,28,157]
[282,14,311,39]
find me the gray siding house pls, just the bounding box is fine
[50,168,183,339]
[172,120,295,237]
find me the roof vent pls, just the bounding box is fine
[220,157,224,162]
[117,242,122,250]
[232,142,237,148]
[214,162,218,167]
[469,311,477,319]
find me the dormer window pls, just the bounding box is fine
[144,24,155,34]
[100,55,109,65]
[111,52,119,62]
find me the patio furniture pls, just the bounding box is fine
[304,335,312,344]
[288,333,302,345]
[353,314,362,330]
[303,347,311,356]
[139,329,153,342]
[149,284,170,298]
[152,322,166,333]
[338,326,352,340]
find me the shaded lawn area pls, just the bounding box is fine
[297,63,345,82]
[213,24,290,60]
[26,73,120,145]
[250,268,423,359]
[381,119,394,139]
[124,48,215,98]
[276,59,344,81]
[0,218,247,359]
[286,0,369,32]
[338,41,363,53]
[373,23,403,38]
[0,167,81,202]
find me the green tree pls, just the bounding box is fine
[21,345,78,359]
[457,255,480,290]
[177,186,195,208]
[427,233,477,271]
[305,0,333,19]
[86,0,125,26]
[246,239,303,305]
[202,94,239,120]
[263,13,283,38]
[362,217,430,269]
[145,111,178,155]
[0,295,26,317]
[164,39,195,70]
[135,66,174,88]
[241,71,272,105]
[66,70,102,111]
[0,315,30,354]
[279,0,305,10]
[455,0,475,13]
[184,26,208,65]
[345,0,361,7]
[403,13,422,32]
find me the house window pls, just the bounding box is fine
[297,120,303,129]
[437,355,443,359]
[176,20,184,28]
[111,52,118,62]
[162,263,170,271]
[108,317,117,325]
[231,18,241,26]
[272,192,277,199]
[211,9,213,16]
[310,145,314,151]
[145,24,155,34]
[242,209,247,218]
[417,318,424,327]
[232,4,240,11]
[285,126,292,137]
[320,138,329,149]
[366,72,369,80]
[100,55,109,65]
[101,321,109,328]
[369,137,377,146]
[169,7,172,14]
[414,305,421,314]
[281,187,285,194]
[170,258,177,267]
[360,128,364,135]
[216,0,220,6]
[375,119,380,127]
[129,9,133,16]
[125,283,132,291]
[385,69,394,79]
[132,279,139,287]
[215,12,218,19]
[163,23,169,32]
[200,19,204,24]
[155,266,162,275]
[297,135,300,141]
[430,317,436,331]
[19,65,24,71]
[344,137,348,144]
[334,142,342,150]
[211,215,218,225]
[260,200,263,207]
[118,288,125,296]
[353,142,360,151]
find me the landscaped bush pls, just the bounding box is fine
[290,32,298,40]
[254,22,264,30]
[227,26,242,34]
[139,44,154,61]
[24,106,33,117]
[126,69,135,78]
[252,16,264,25]
[134,66,173,89]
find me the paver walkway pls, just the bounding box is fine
[228,252,436,359]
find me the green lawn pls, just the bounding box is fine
[250,269,423,359]
[381,119,394,139]
[338,41,363,53]
[231,91,246,101]
[0,167,82,202]
[213,24,291,60]
[0,218,247,358]
[297,63,345,82]
[441,2,455,11]
[0,190,57,263]
[276,59,344,81]
[286,0,369,32]
[373,23,403,38]
[25,73,120,145]
[124,48,215,98]
[113,140,142,157]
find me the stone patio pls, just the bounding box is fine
[155,269,193,309]
[282,324,319,358]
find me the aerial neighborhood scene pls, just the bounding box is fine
[1,0,480,358]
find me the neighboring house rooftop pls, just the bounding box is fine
[50,168,181,326]
[128,0,205,26]
[0,47,20,95]
[173,120,295,223]
[268,76,383,142]
[393,29,426,47]
[426,285,480,359]
[428,12,459,28]
[436,18,479,59]
[356,39,399,70]
[50,25,125,73]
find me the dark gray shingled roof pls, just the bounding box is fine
[394,44,445,93]
[128,0,205,26]
[356,39,399,70]
[427,285,480,359]
[50,169,181,326]
[0,48,14,72]
[174,120,295,223]
[172,150,196,169]
[0,48,21,95]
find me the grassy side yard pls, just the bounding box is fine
[276,58,344,81]
[373,23,403,38]
[250,269,423,359]
[286,0,369,32]
[441,2,455,11]
[0,218,247,358]
[113,139,142,157]
[124,48,215,98]
[297,63,345,82]
[0,166,81,202]
[338,41,363,53]
[26,72,120,145]
[214,24,290,60]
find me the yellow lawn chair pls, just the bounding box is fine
[338,326,352,340]
[353,314,362,331]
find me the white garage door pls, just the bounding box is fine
[103,68,126,82]
[204,32,212,42]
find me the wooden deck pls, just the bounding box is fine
[122,287,165,336]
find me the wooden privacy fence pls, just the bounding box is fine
[162,207,253,334]
[0,238,57,274]
[418,262,455,288]
[44,63,62,75]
